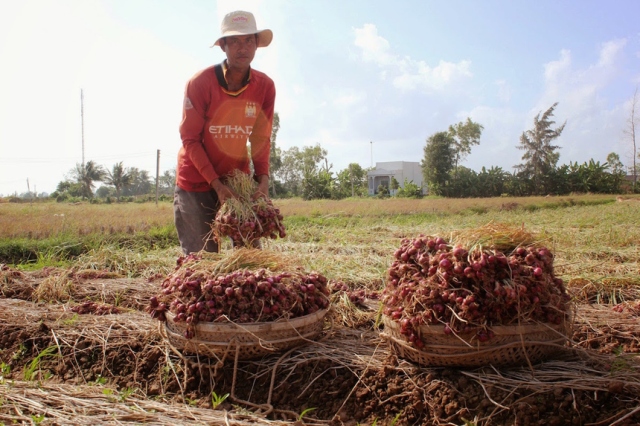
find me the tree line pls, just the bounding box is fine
[422,103,633,197]
[46,111,373,202]
[15,99,637,202]
[47,162,176,202]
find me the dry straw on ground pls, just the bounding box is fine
[177,248,303,277]
[1,289,639,425]
[0,380,298,426]
[448,221,540,252]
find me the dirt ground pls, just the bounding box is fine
[1,267,639,426]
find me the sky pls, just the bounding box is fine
[1,0,639,196]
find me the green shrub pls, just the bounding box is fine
[376,184,390,199]
[396,179,423,198]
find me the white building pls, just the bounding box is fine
[367,161,426,195]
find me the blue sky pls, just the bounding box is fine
[1,0,639,195]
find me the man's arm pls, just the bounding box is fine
[250,79,275,184]
[253,174,269,200]
[179,75,220,185]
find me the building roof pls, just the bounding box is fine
[367,168,394,176]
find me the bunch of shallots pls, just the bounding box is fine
[382,233,571,348]
[147,253,330,339]
[212,171,286,246]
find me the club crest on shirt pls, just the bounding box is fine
[184,97,193,110]
[245,102,257,118]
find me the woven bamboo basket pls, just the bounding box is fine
[381,315,571,367]
[162,309,327,360]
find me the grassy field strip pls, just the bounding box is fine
[1,197,638,295]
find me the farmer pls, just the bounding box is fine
[174,10,275,254]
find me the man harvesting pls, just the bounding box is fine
[174,11,275,254]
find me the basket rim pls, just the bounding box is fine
[382,331,568,357]
[166,308,328,333]
[382,314,570,337]
[163,322,323,347]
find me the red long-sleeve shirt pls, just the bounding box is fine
[177,63,275,192]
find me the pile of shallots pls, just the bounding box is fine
[382,233,571,349]
[147,253,330,339]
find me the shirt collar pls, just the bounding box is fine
[222,60,252,86]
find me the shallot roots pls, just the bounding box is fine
[211,170,286,246]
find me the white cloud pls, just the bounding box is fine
[598,39,626,67]
[535,40,630,166]
[353,23,395,66]
[353,24,472,93]
[544,49,572,83]
[543,40,625,103]
[394,59,472,92]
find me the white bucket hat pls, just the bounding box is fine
[212,11,273,48]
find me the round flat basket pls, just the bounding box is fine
[162,309,327,360]
[381,315,571,368]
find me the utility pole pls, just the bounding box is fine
[81,89,85,167]
[370,141,373,168]
[155,149,160,206]
[350,165,354,197]
[26,178,32,206]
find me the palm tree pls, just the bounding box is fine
[158,169,176,194]
[104,162,133,200]
[72,160,106,199]
[515,102,566,194]
[125,168,153,196]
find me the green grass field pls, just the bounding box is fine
[1,194,638,295]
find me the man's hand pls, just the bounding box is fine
[210,179,239,204]
[252,175,269,201]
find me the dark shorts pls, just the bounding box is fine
[173,186,220,254]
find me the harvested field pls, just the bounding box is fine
[1,269,639,425]
[1,199,639,425]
